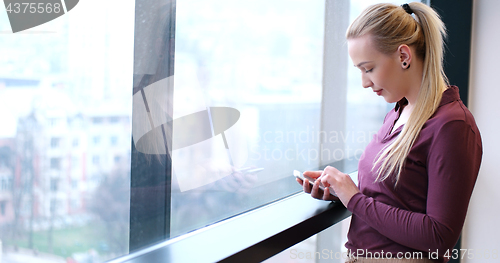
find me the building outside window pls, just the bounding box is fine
[110,116,120,123]
[92,117,103,124]
[50,137,60,148]
[72,179,78,189]
[92,155,100,165]
[50,158,61,170]
[0,201,6,216]
[50,178,58,192]
[110,136,118,146]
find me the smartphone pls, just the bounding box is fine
[293,170,337,196]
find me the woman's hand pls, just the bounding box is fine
[295,170,339,202]
[319,166,360,207]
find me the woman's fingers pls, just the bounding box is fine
[304,170,322,179]
[297,169,343,202]
[304,179,312,194]
[319,166,360,207]
[323,186,331,200]
[320,174,332,188]
[296,177,303,185]
[310,179,325,199]
[322,187,340,202]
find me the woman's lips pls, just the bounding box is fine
[373,89,382,96]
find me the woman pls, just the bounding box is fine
[296,2,482,263]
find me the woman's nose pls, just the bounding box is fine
[361,74,373,89]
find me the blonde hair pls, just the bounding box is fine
[346,2,448,184]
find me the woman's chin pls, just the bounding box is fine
[383,96,403,104]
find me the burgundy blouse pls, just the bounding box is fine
[345,86,483,262]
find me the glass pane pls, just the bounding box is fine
[0,0,134,262]
[169,0,326,238]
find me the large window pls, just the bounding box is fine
[0,0,405,262]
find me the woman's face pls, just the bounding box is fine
[347,35,409,103]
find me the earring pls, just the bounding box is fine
[403,62,410,69]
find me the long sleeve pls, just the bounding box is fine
[345,87,483,262]
[348,118,482,257]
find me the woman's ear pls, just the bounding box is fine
[398,44,412,69]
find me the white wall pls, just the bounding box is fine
[463,0,500,262]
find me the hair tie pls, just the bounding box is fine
[401,3,413,15]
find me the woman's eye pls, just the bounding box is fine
[365,68,373,73]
